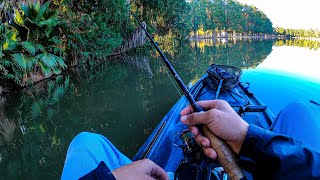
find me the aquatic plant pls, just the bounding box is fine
[0,118,16,144]
[0,1,66,86]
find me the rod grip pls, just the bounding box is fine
[202,126,246,180]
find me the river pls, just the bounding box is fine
[0,38,319,179]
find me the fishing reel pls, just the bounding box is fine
[179,129,203,162]
[174,129,228,180]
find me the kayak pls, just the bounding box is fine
[132,64,275,179]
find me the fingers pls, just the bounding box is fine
[203,147,217,160]
[180,100,217,116]
[190,126,217,160]
[191,127,210,147]
[181,109,219,126]
[142,159,168,180]
[189,126,200,136]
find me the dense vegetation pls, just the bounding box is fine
[0,0,131,86]
[0,0,276,87]
[274,27,320,38]
[189,0,273,38]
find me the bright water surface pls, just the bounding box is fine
[0,38,319,179]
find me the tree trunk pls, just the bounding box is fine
[212,29,215,38]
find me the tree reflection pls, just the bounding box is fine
[0,117,16,146]
[274,39,320,50]
[161,38,273,84]
[0,39,274,179]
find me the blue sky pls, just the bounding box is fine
[237,0,320,29]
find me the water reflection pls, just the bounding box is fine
[0,112,17,147]
[0,38,308,179]
[110,55,153,78]
[242,44,320,114]
[275,38,320,50]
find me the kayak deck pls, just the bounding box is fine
[133,73,275,175]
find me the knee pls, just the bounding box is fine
[276,101,317,125]
[71,132,102,148]
[282,101,307,112]
[282,101,316,115]
[74,132,94,140]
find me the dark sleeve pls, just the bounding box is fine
[240,125,320,179]
[79,161,116,180]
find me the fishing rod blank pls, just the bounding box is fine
[133,14,245,180]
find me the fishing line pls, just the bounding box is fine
[157,57,183,98]
[157,57,191,108]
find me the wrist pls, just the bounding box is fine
[233,120,249,155]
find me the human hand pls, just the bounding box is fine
[180,100,249,159]
[112,159,168,180]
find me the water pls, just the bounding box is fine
[0,38,319,179]
[242,45,320,114]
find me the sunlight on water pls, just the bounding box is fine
[258,46,320,83]
[242,46,320,115]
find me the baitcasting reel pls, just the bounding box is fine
[174,129,228,180]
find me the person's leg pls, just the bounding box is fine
[270,101,320,150]
[61,132,132,180]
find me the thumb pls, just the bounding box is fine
[141,159,168,180]
[180,110,215,126]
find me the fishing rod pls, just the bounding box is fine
[133,15,245,180]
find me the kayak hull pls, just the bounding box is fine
[133,73,275,175]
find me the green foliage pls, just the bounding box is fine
[0,24,18,82]
[133,0,191,38]
[0,1,66,86]
[274,27,320,38]
[30,76,70,118]
[188,0,273,37]
[1,0,276,86]
[61,0,130,64]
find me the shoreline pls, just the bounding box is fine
[189,35,277,40]
[189,36,320,41]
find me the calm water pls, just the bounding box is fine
[0,38,319,179]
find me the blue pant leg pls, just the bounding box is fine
[61,132,132,180]
[270,101,320,150]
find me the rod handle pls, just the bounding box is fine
[202,126,246,180]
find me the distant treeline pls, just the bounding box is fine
[274,27,320,38]
[189,0,273,38]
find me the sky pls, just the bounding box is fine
[236,0,320,29]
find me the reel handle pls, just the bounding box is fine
[202,126,246,180]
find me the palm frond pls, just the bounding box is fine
[35,53,58,68]
[50,36,63,45]
[52,66,61,74]
[30,98,46,119]
[52,47,65,57]
[38,15,58,27]
[0,25,5,34]
[37,61,51,76]
[51,85,66,104]
[11,53,36,73]
[0,63,8,75]
[36,52,66,69]
[36,1,50,21]
[21,41,37,55]
[35,44,45,52]
[0,59,12,67]
[47,81,55,96]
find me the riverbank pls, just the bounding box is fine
[189,35,278,40]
